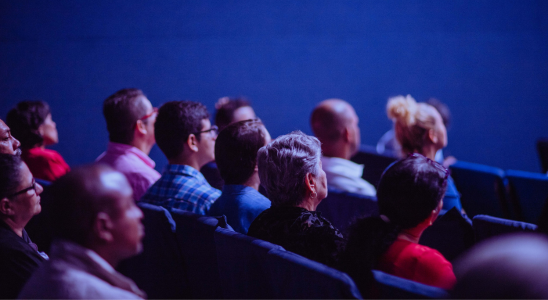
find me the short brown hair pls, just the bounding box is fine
[102,88,148,144]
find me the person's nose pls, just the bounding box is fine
[12,137,21,150]
[36,182,44,195]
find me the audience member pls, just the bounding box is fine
[386,95,462,212]
[247,131,345,267]
[6,100,70,181]
[0,154,47,299]
[141,101,221,214]
[19,164,146,299]
[0,119,22,155]
[208,119,271,234]
[310,99,376,196]
[96,88,161,201]
[340,154,455,295]
[453,233,548,298]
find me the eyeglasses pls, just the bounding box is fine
[193,125,218,137]
[8,179,37,198]
[139,107,159,121]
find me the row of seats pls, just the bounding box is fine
[120,202,451,299]
[351,145,548,223]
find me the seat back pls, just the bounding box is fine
[449,160,509,218]
[472,214,537,243]
[214,227,284,298]
[372,270,449,299]
[170,209,222,298]
[419,207,474,262]
[506,170,548,223]
[265,249,363,299]
[537,138,548,173]
[351,144,397,188]
[117,203,188,298]
[316,188,378,233]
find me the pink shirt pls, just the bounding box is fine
[96,142,161,201]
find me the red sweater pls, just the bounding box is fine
[377,239,456,289]
[22,147,70,182]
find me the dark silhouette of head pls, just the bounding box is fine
[6,100,52,148]
[102,88,150,145]
[214,97,255,132]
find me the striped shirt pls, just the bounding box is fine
[140,164,221,215]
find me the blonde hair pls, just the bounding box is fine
[387,95,438,155]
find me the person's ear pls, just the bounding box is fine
[187,134,199,153]
[94,212,114,243]
[0,198,14,216]
[342,127,351,142]
[428,128,438,144]
[37,123,45,137]
[305,173,317,196]
[135,120,148,136]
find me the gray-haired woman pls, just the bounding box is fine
[247,131,345,267]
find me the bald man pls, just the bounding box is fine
[19,165,146,299]
[310,99,375,196]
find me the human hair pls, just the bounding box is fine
[257,131,321,207]
[215,119,267,185]
[214,97,251,132]
[102,88,148,145]
[426,98,451,129]
[339,154,448,295]
[6,100,51,148]
[47,164,122,245]
[155,101,210,160]
[0,154,23,199]
[387,95,440,155]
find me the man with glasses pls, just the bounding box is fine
[96,88,161,201]
[141,101,221,215]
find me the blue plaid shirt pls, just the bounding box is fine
[140,164,221,215]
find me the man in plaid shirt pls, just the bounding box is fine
[140,101,221,215]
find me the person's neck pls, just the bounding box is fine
[420,145,439,161]
[129,139,153,156]
[168,155,202,171]
[90,245,121,268]
[242,172,261,191]
[397,227,424,244]
[322,142,351,160]
[1,217,25,237]
[296,197,318,211]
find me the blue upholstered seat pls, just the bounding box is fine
[316,188,378,233]
[449,160,509,218]
[472,214,537,242]
[350,144,398,188]
[117,202,188,299]
[265,249,363,299]
[214,227,284,298]
[372,270,449,299]
[506,169,548,223]
[170,208,225,298]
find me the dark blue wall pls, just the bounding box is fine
[1,0,547,172]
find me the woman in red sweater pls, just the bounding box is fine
[6,101,69,182]
[339,153,455,296]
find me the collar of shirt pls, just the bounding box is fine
[105,142,156,169]
[320,156,364,178]
[164,164,209,185]
[221,184,260,195]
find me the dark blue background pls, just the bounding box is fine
[1,0,547,172]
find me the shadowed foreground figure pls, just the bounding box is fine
[453,233,548,299]
[19,164,146,299]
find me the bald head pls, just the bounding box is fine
[47,164,133,246]
[310,99,360,158]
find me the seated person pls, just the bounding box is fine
[247,131,345,267]
[0,119,22,155]
[340,154,455,295]
[310,99,376,196]
[141,101,221,215]
[0,154,47,299]
[386,95,462,212]
[19,164,146,299]
[202,96,257,190]
[208,119,271,234]
[96,88,161,201]
[6,100,70,181]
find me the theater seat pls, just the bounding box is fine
[350,144,398,188]
[372,270,449,299]
[117,203,188,299]
[449,160,509,219]
[316,188,378,233]
[214,227,284,298]
[265,249,363,299]
[472,214,537,243]
[170,209,226,299]
[506,170,548,223]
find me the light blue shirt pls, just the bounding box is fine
[208,185,271,234]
